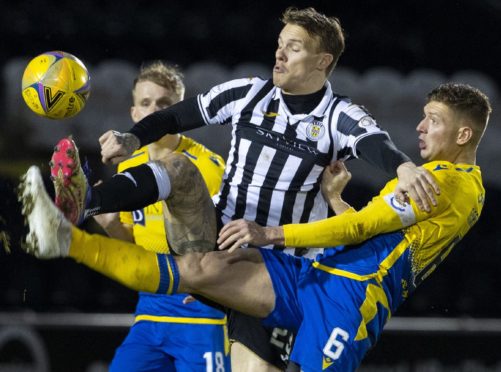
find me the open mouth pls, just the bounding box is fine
[274,65,285,73]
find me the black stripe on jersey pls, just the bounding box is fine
[337,111,373,137]
[238,79,275,124]
[215,133,240,215]
[230,93,282,219]
[205,83,254,120]
[283,116,298,138]
[277,159,321,227]
[259,99,281,132]
[254,150,289,226]
[326,99,343,162]
[232,95,281,219]
[241,97,283,222]
[300,182,321,223]
[216,80,275,215]
[290,181,322,256]
[274,161,323,253]
[232,139,261,219]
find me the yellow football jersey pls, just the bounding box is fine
[284,161,485,281]
[117,135,225,253]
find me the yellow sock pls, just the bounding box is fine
[69,226,164,293]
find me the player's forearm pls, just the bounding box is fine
[283,198,405,248]
[357,134,412,176]
[128,97,204,147]
[326,195,354,215]
[283,214,365,248]
[261,226,286,246]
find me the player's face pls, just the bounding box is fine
[131,80,179,123]
[416,101,461,162]
[273,24,329,95]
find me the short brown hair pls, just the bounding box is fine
[133,61,185,101]
[281,7,345,76]
[427,83,492,146]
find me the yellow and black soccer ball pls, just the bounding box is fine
[21,51,90,119]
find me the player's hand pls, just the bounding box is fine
[395,162,440,212]
[321,161,352,201]
[99,130,140,165]
[218,219,283,253]
[321,161,352,214]
[218,219,264,253]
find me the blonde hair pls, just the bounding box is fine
[133,61,185,101]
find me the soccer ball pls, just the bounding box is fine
[21,51,90,119]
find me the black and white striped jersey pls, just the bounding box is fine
[197,77,388,258]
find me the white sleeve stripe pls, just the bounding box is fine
[197,94,211,125]
[383,192,416,227]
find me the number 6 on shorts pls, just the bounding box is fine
[323,327,349,360]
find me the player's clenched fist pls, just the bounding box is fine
[99,130,140,165]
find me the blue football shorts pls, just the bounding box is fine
[109,320,230,372]
[259,247,389,371]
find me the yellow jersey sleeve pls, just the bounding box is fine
[284,162,456,248]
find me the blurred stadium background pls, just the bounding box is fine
[1,1,500,371]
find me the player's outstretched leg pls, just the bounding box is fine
[19,165,170,293]
[50,137,90,225]
[18,166,276,317]
[158,152,217,254]
[47,137,217,255]
[18,166,72,258]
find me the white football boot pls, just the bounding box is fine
[19,166,71,258]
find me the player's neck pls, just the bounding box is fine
[456,155,476,165]
[281,75,327,95]
[452,147,476,165]
[148,134,181,160]
[435,152,476,166]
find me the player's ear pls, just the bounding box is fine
[457,126,473,145]
[317,53,333,72]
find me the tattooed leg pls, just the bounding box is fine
[158,153,217,254]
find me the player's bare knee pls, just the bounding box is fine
[192,251,230,286]
[178,251,226,286]
[176,252,206,290]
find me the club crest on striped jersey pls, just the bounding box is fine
[306,120,325,141]
[358,115,377,128]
